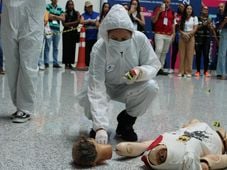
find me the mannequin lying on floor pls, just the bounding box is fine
[115,119,227,170]
[72,119,227,169]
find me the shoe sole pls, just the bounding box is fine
[12,117,31,123]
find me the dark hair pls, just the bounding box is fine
[65,0,73,11]
[72,136,97,167]
[99,2,110,22]
[129,0,144,31]
[224,2,227,16]
[130,0,141,14]
[180,4,194,31]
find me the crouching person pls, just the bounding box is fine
[78,4,161,144]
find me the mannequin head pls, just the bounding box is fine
[72,137,112,166]
[148,144,167,165]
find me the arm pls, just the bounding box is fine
[219,17,227,29]
[134,33,161,82]
[62,12,80,28]
[134,12,145,27]
[49,13,65,21]
[188,16,198,37]
[87,41,109,131]
[152,7,162,23]
[116,140,153,157]
[200,154,227,170]
[207,19,219,44]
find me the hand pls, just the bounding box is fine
[95,129,108,144]
[124,68,141,82]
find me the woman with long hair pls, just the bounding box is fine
[99,2,110,24]
[177,4,198,77]
[62,0,80,69]
[128,0,145,32]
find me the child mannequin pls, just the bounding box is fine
[116,119,227,170]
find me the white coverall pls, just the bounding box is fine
[142,122,223,170]
[1,0,45,114]
[79,4,161,131]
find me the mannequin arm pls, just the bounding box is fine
[200,154,227,170]
[115,140,153,157]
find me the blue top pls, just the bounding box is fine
[82,11,99,41]
[215,13,227,30]
[0,0,2,14]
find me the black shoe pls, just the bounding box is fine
[89,129,96,139]
[11,111,17,119]
[157,69,169,76]
[116,110,138,141]
[217,75,222,79]
[45,63,49,68]
[53,64,62,68]
[12,111,31,123]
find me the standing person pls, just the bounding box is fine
[81,1,99,67]
[79,4,161,144]
[0,0,5,75]
[178,4,198,78]
[194,6,218,77]
[170,3,185,73]
[128,0,145,32]
[62,0,80,69]
[38,10,50,71]
[216,2,227,80]
[1,0,45,123]
[152,0,175,75]
[98,2,110,24]
[212,3,225,74]
[97,2,110,39]
[44,0,65,68]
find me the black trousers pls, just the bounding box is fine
[195,39,210,73]
[85,40,97,66]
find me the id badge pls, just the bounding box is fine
[52,20,58,24]
[163,17,168,25]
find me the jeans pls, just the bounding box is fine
[216,29,227,76]
[44,30,60,65]
[38,38,45,66]
[0,23,3,68]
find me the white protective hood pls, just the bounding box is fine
[99,4,134,41]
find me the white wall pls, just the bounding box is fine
[45,0,101,63]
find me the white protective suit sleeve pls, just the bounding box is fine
[87,40,109,131]
[133,32,161,82]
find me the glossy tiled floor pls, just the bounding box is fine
[0,68,227,170]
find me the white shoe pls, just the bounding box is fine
[39,65,45,71]
[186,74,192,78]
[177,73,183,77]
[168,69,174,74]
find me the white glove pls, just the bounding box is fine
[95,129,108,144]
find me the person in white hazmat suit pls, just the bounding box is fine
[1,0,45,123]
[116,119,227,170]
[79,4,161,144]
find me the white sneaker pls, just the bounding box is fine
[39,65,45,71]
[177,73,183,77]
[168,69,174,74]
[186,74,192,78]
